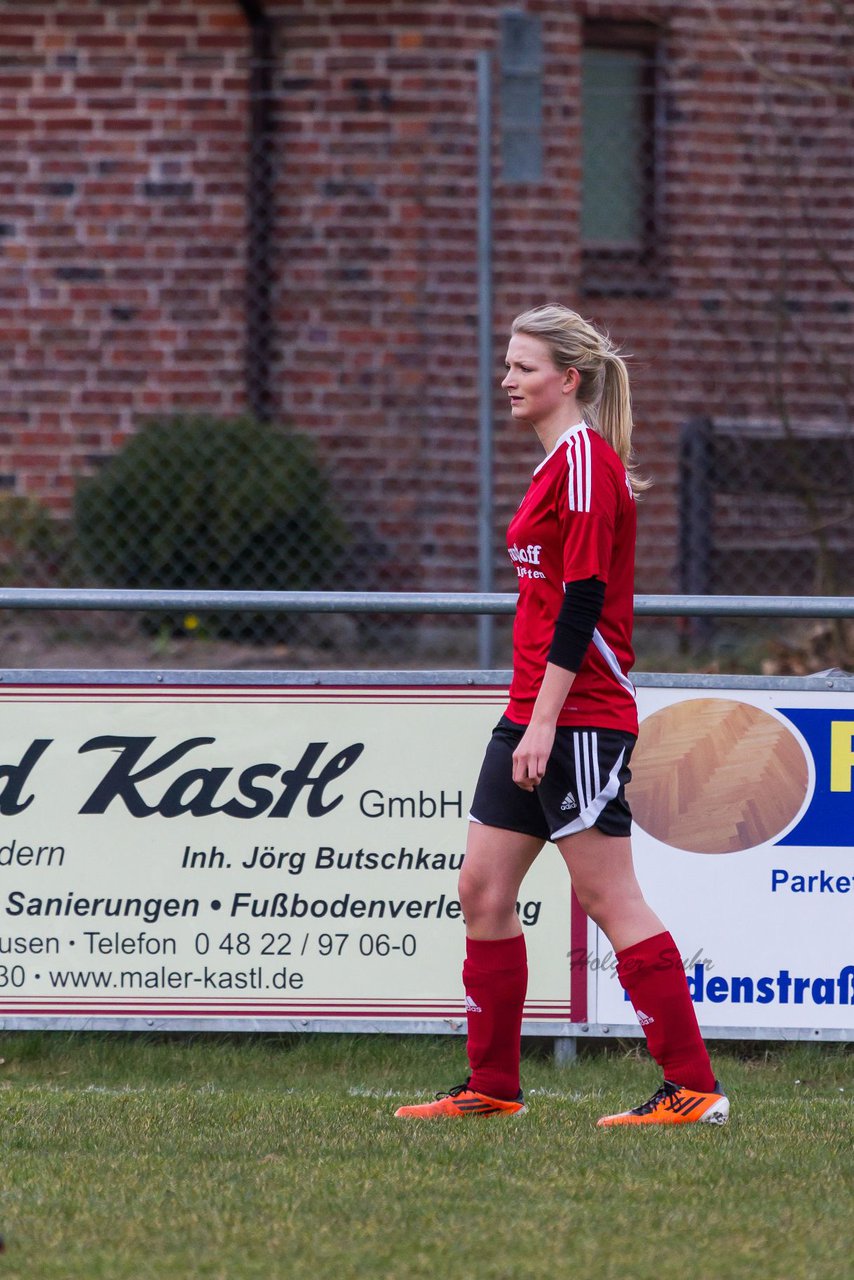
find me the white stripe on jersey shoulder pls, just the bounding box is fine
[566,424,593,512]
[532,420,589,477]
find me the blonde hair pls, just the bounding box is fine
[511,304,651,495]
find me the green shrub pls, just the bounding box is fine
[0,494,69,586]
[73,415,347,639]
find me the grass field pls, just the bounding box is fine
[1,1032,851,1280]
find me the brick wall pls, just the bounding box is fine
[1,0,852,598]
[0,1,249,508]
[660,1,854,591]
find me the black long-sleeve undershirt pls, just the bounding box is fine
[547,575,606,673]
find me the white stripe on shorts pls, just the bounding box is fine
[572,730,600,815]
[551,744,626,840]
[573,731,588,810]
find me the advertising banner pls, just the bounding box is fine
[594,686,854,1034]
[0,678,851,1038]
[0,684,577,1028]
[593,686,854,1036]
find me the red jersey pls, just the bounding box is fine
[505,422,638,734]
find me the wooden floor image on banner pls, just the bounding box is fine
[629,698,810,854]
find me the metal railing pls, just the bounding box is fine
[2,588,854,620]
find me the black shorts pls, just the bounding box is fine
[469,716,636,842]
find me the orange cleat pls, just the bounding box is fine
[395,1081,526,1119]
[597,1079,729,1127]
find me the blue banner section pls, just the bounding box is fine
[776,708,854,846]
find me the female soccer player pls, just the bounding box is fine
[396,305,729,1126]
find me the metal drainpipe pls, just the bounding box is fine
[237,0,275,423]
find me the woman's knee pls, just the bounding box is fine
[459,825,543,929]
[458,866,517,928]
[572,878,645,930]
[571,879,608,925]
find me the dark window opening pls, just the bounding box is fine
[580,19,667,296]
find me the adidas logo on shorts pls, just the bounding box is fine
[560,790,577,812]
[636,1009,655,1026]
[465,995,483,1013]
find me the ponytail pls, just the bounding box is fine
[596,352,651,496]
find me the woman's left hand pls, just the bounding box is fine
[512,721,556,791]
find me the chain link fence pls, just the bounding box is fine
[680,420,854,600]
[2,4,853,672]
[0,407,493,668]
[677,419,854,666]
[0,414,450,669]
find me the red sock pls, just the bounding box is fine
[616,930,716,1092]
[463,933,528,1101]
